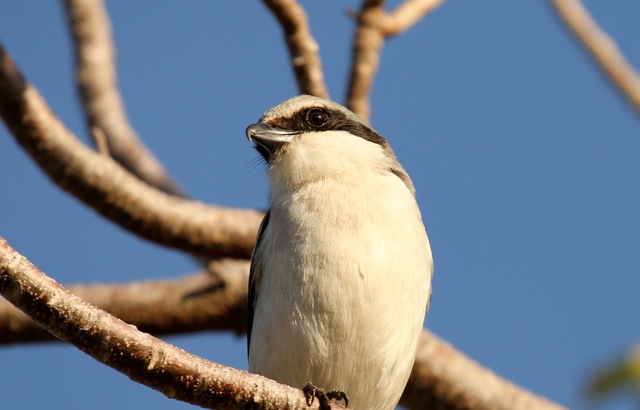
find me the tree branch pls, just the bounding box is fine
[63,0,186,196]
[0,251,565,410]
[0,43,263,259]
[0,236,344,410]
[381,0,444,37]
[549,0,640,113]
[346,0,385,121]
[1,3,564,408]
[0,260,249,345]
[347,0,443,120]
[262,0,329,98]
[401,333,567,410]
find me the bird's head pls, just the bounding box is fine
[246,95,414,194]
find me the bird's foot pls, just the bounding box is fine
[303,383,349,409]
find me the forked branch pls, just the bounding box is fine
[0,44,263,259]
[347,0,444,120]
[64,0,186,195]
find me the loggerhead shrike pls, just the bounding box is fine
[246,95,433,410]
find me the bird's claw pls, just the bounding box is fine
[303,383,349,409]
[326,389,349,407]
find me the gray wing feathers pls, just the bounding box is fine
[247,210,270,355]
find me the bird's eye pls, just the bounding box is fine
[306,109,329,127]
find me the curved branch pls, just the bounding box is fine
[0,44,263,259]
[549,0,640,113]
[381,0,444,37]
[64,0,186,196]
[262,0,329,98]
[346,0,443,120]
[0,254,565,410]
[0,260,249,345]
[346,0,386,121]
[401,333,567,410]
[0,237,341,410]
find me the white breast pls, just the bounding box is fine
[249,160,433,410]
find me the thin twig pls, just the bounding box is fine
[381,0,444,37]
[0,237,337,410]
[0,43,263,259]
[346,0,443,120]
[346,0,386,121]
[64,0,187,195]
[549,0,640,113]
[262,0,329,98]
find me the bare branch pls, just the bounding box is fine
[347,0,443,120]
[0,260,249,345]
[381,0,444,37]
[549,0,640,113]
[346,0,386,121]
[0,4,563,408]
[0,44,263,259]
[402,333,567,410]
[262,0,329,98]
[0,255,564,409]
[64,0,186,196]
[0,237,344,410]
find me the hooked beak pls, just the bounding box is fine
[246,123,297,161]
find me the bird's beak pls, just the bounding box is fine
[246,123,297,159]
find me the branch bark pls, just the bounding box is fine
[64,0,186,196]
[549,0,640,113]
[346,0,444,120]
[346,0,386,121]
[0,237,343,410]
[0,251,565,410]
[401,333,566,410]
[0,260,249,345]
[0,43,263,259]
[262,0,329,98]
[381,0,445,37]
[0,3,567,408]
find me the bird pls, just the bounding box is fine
[246,95,433,410]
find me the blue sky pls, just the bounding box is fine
[1,1,639,409]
